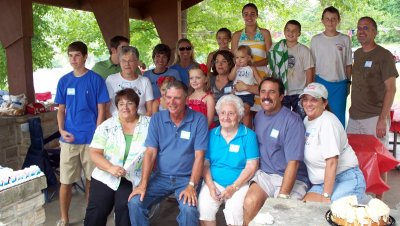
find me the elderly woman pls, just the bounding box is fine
[106,46,153,117]
[301,83,366,203]
[198,94,259,226]
[84,88,150,226]
[143,44,182,99]
[170,38,199,86]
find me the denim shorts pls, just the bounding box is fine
[308,167,366,202]
[237,94,255,107]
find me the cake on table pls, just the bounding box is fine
[330,195,390,226]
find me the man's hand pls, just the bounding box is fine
[179,185,198,206]
[128,185,146,202]
[107,165,126,178]
[376,118,387,138]
[60,130,74,143]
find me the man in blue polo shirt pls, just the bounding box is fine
[243,77,309,226]
[128,80,208,225]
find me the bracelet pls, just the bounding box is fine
[232,183,240,191]
[278,193,290,199]
[188,181,195,187]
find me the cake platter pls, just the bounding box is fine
[325,210,396,226]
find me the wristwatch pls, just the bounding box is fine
[188,181,196,187]
[323,192,331,199]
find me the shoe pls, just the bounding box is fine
[56,220,69,226]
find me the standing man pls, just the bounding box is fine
[243,77,309,225]
[55,41,110,226]
[92,35,129,79]
[128,80,208,226]
[347,17,398,198]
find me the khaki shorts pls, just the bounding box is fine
[347,116,389,148]
[59,142,94,184]
[250,170,308,200]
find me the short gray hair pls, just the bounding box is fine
[119,46,139,59]
[215,94,245,120]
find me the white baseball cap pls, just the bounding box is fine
[299,83,328,99]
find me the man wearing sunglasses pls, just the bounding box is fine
[348,17,398,197]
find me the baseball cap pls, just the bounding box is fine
[299,83,328,99]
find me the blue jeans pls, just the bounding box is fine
[283,94,306,119]
[128,172,199,226]
[308,167,366,202]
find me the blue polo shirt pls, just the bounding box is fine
[145,108,208,176]
[207,124,259,187]
[143,68,182,99]
[254,107,309,185]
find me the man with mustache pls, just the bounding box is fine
[243,77,310,225]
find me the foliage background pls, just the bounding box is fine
[0,0,399,90]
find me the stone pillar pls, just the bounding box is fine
[88,0,130,48]
[0,0,35,103]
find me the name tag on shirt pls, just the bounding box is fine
[270,129,279,139]
[364,61,372,68]
[180,130,191,140]
[229,144,240,153]
[224,86,232,93]
[67,88,75,95]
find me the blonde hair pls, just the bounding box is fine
[236,45,253,65]
[188,67,211,94]
[173,38,197,65]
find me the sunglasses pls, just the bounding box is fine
[178,46,192,51]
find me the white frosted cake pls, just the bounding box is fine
[330,195,390,226]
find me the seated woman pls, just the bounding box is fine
[301,83,366,203]
[198,94,259,226]
[84,88,150,226]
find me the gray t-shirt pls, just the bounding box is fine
[254,107,309,184]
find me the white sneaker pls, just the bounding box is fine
[56,220,69,226]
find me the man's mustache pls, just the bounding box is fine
[261,98,273,103]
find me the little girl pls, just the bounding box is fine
[228,45,261,128]
[152,76,176,114]
[187,64,216,129]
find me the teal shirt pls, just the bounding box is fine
[92,58,121,80]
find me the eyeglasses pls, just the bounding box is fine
[178,46,192,51]
[219,111,236,118]
[357,26,370,31]
[121,60,137,65]
[118,101,135,108]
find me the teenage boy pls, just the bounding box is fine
[310,6,352,127]
[55,41,110,226]
[92,35,129,79]
[269,20,314,118]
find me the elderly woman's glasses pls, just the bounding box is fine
[219,111,236,117]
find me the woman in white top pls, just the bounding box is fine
[84,88,150,226]
[301,83,365,202]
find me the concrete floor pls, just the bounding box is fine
[44,169,400,226]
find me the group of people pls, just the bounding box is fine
[53,2,398,226]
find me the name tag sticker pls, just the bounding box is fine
[229,144,240,153]
[270,129,279,139]
[67,88,75,95]
[180,130,191,140]
[224,86,232,93]
[364,61,372,68]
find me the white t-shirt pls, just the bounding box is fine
[106,73,154,116]
[287,43,314,95]
[234,66,257,95]
[310,32,352,82]
[304,111,359,184]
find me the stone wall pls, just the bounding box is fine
[0,111,59,170]
[0,176,47,225]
